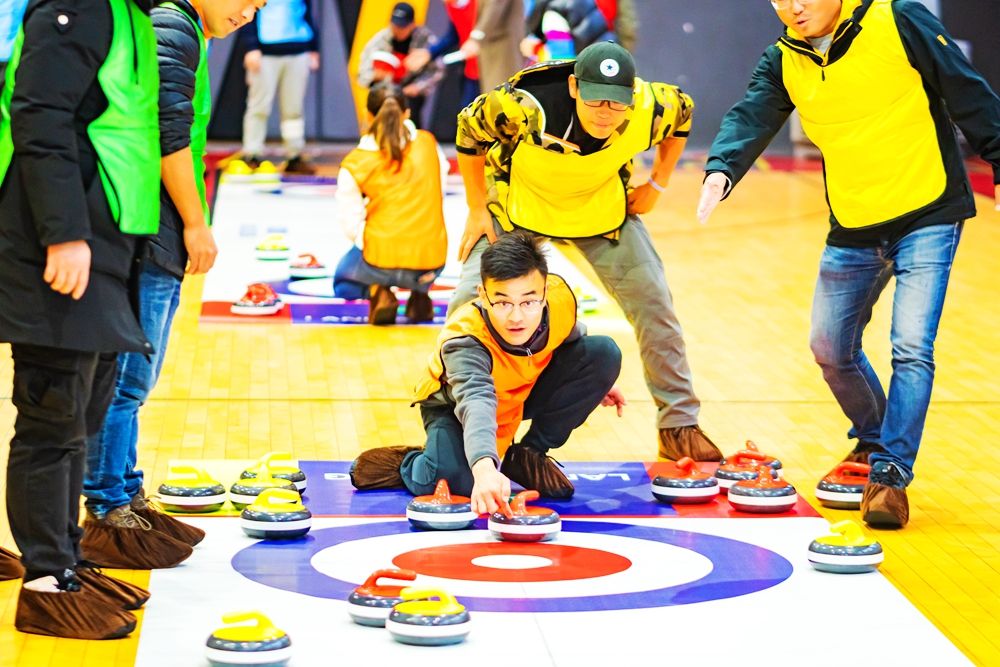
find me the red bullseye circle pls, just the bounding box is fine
[392,542,632,582]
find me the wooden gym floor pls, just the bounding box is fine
[0,162,998,666]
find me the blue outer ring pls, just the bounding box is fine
[232,520,792,612]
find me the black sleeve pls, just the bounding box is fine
[895,0,1000,184]
[241,18,260,51]
[9,0,111,246]
[152,5,199,157]
[429,22,459,58]
[704,45,794,194]
[301,0,318,52]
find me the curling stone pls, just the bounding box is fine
[816,462,870,509]
[720,440,783,475]
[488,490,560,542]
[728,465,798,514]
[651,456,720,504]
[406,480,477,531]
[386,588,471,646]
[240,489,312,540]
[230,465,298,510]
[346,569,417,627]
[714,449,769,493]
[240,452,307,493]
[205,611,291,667]
[808,520,884,574]
[156,466,227,513]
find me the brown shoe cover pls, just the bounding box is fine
[862,483,909,529]
[75,566,150,611]
[369,286,399,325]
[1,546,25,581]
[81,518,193,569]
[350,446,422,489]
[15,586,137,639]
[842,442,886,465]
[132,505,205,546]
[657,425,723,461]
[501,445,575,499]
[405,292,435,323]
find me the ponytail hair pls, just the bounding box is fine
[366,83,410,168]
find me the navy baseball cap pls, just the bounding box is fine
[390,2,415,27]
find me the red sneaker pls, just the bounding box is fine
[230,283,283,316]
[288,253,330,279]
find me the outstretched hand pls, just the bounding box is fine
[697,172,729,224]
[601,387,626,417]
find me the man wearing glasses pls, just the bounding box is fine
[699,0,1000,529]
[446,41,721,492]
[351,232,623,510]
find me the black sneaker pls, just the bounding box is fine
[842,441,886,465]
[284,155,316,175]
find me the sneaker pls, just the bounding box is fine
[404,291,435,324]
[231,283,283,316]
[131,491,205,546]
[861,462,910,529]
[75,563,150,611]
[501,445,575,499]
[1,545,25,581]
[80,506,194,569]
[283,155,316,175]
[350,446,422,490]
[657,425,723,461]
[368,285,399,325]
[842,441,886,465]
[288,253,331,279]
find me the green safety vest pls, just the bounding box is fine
[162,1,211,224]
[0,0,160,235]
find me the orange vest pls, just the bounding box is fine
[340,130,447,270]
[413,275,578,457]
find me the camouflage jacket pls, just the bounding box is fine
[455,59,693,233]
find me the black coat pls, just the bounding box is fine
[144,0,202,279]
[0,0,152,354]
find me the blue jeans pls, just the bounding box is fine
[333,246,442,300]
[809,223,962,486]
[83,263,183,516]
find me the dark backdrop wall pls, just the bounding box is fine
[207,0,999,151]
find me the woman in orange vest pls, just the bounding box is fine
[350,232,625,513]
[334,83,449,324]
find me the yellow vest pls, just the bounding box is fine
[413,275,578,456]
[504,81,656,238]
[778,0,946,228]
[341,130,447,270]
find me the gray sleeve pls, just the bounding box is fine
[441,336,500,468]
[564,319,586,343]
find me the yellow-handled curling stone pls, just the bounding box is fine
[808,520,884,574]
[205,611,291,666]
[240,488,312,540]
[240,452,307,493]
[386,588,471,646]
[156,466,227,513]
[230,463,297,510]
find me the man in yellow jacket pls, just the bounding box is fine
[451,42,720,493]
[699,0,1000,529]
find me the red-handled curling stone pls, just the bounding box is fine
[714,449,768,493]
[720,440,782,475]
[488,491,560,542]
[651,457,719,504]
[815,462,870,509]
[728,465,798,514]
[406,480,477,530]
[346,569,418,627]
